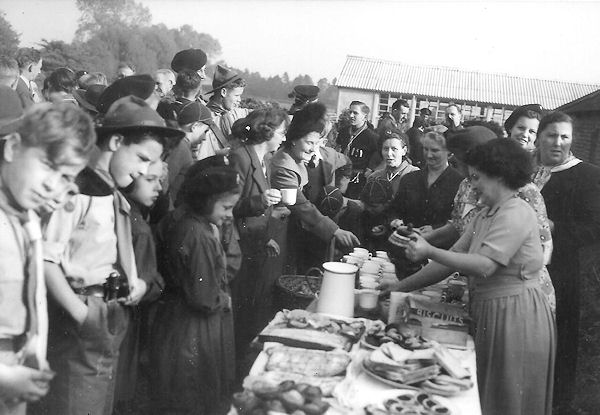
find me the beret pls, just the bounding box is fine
[96,74,155,114]
[171,49,208,73]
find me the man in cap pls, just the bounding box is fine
[288,85,319,115]
[37,97,183,415]
[199,65,248,159]
[377,99,410,141]
[171,48,208,80]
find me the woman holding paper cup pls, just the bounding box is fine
[270,103,360,273]
[228,108,291,360]
[381,139,555,415]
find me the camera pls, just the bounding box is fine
[103,271,130,301]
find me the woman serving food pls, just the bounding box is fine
[380,139,555,415]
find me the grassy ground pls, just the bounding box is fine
[568,246,600,415]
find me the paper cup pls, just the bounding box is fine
[280,188,297,205]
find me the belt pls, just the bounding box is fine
[72,284,104,298]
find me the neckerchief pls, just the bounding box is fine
[532,152,582,190]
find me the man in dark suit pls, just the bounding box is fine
[15,47,43,108]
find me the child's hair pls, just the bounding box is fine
[182,163,240,215]
[175,70,201,95]
[16,103,96,165]
[224,77,247,90]
[96,129,171,154]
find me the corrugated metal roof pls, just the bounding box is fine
[337,55,600,110]
[557,89,600,113]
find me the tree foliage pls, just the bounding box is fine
[0,11,19,56]
[75,0,151,41]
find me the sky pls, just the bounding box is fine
[4,0,600,85]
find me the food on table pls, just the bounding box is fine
[265,346,351,377]
[279,275,321,298]
[364,321,433,350]
[363,344,473,397]
[259,309,366,351]
[364,391,451,414]
[234,379,330,415]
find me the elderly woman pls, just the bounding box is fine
[270,102,359,273]
[384,139,556,415]
[504,104,543,151]
[532,111,600,408]
[359,132,418,250]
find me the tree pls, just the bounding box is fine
[0,11,19,56]
[39,40,85,72]
[75,0,151,41]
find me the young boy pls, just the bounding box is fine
[14,48,43,108]
[0,101,96,414]
[37,96,183,415]
[114,160,166,414]
[200,65,248,159]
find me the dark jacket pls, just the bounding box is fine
[230,144,272,256]
[16,77,34,109]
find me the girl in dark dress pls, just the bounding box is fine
[151,166,241,415]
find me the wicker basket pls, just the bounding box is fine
[274,270,322,311]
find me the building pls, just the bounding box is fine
[336,55,600,128]
[558,90,600,165]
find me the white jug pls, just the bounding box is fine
[316,262,358,318]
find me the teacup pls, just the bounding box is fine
[358,289,380,310]
[376,250,389,259]
[280,188,297,205]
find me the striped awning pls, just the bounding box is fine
[337,55,600,110]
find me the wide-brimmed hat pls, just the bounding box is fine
[73,84,106,113]
[0,86,24,136]
[96,74,156,114]
[205,65,242,94]
[171,49,208,73]
[96,96,184,139]
[177,101,213,125]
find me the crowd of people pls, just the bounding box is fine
[0,45,599,415]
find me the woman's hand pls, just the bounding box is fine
[262,189,282,207]
[405,233,432,262]
[265,239,280,257]
[334,229,360,248]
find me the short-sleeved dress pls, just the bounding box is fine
[451,196,556,415]
[451,179,556,313]
[150,212,234,415]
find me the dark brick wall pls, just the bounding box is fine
[569,113,600,166]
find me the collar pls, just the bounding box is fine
[206,98,227,115]
[484,193,517,217]
[20,75,30,86]
[270,149,308,186]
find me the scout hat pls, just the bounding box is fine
[96,95,184,139]
[171,49,208,73]
[0,86,24,136]
[205,65,242,94]
[318,185,344,218]
[96,74,156,114]
[177,100,213,126]
[72,84,106,114]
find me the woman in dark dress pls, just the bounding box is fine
[228,108,289,368]
[151,166,241,415]
[532,111,600,409]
